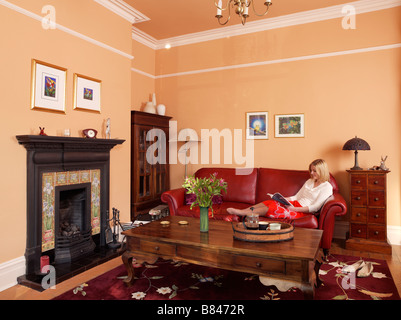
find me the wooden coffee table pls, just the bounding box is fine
[122,216,323,299]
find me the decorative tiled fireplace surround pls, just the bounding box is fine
[16,135,124,290]
[41,169,101,252]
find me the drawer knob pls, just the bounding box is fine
[357,213,361,217]
[375,231,379,235]
[356,180,361,184]
[356,196,361,200]
[374,181,379,184]
[154,246,160,251]
[256,262,262,268]
[374,197,379,201]
[357,229,361,234]
[374,214,379,218]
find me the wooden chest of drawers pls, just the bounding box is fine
[345,170,391,254]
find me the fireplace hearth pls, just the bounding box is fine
[16,135,124,290]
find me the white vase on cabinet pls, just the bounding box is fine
[157,104,166,116]
[144,101,156,114]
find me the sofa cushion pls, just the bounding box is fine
[195,168,257,204]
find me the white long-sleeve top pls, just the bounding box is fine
[287,179,333,213]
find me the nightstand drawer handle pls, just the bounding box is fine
[154,246,160,251]
[375,231,379,235]
[374,180,379,184]
[356,180,361,184]
[374,214,379,218]
[356,196,361,200]
[256,262,262,268]
[357,229,361,234]
[374,197,379,201]
[357,213,361,217]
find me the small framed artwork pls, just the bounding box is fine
[73,73,101,112]
[275,114,305,138]
[30,59,67,113]
[246,112,268,140]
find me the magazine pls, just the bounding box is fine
[267,192,292,206]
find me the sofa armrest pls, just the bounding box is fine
[318,193,347,222]
[161,188,186,216]
[316,192,347,250]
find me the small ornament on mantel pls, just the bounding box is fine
[106,118,111,139]
[39,127,47,136]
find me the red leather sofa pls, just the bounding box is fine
[161,167,347,256]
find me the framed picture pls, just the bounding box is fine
[246,112,268,140]
[73,74,101,112]
[275,114,305,138]
[31,59,67,113]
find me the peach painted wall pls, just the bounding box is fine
[154,8,401,229]
[131,40,155,110]
[0,0,132,264]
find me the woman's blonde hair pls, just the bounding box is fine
[309,159,330,183]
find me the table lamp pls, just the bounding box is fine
[342,136,370,170]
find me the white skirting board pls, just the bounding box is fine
[1,224,400,292]
[0,256,25,293]
[388,225,401,246]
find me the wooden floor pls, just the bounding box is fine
[1,239,400,300]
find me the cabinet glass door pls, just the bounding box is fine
[153,128,169,196]
[137,126,152,200]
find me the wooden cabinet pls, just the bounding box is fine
[345,170,391,254]
[131,111,171,220]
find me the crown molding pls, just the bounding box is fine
[130,0,401,50]
[132,26,158,49]
[94,0,150,24]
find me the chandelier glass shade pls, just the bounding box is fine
[215,0,273,25]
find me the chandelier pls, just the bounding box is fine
[215,0,273,26]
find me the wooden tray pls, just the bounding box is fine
[232,221,294,243]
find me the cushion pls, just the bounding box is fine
[195,168,258,204]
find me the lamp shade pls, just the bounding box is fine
[342,136,370,151]
[342,136,370,170]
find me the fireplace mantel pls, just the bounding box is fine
[16,135,125,284]
[16,135,124,151]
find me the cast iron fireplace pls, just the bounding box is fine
[55,184,95,264]
[16,135,124,290]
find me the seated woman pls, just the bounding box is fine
[227,159,333,220]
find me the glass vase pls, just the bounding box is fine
[199,206,209,233]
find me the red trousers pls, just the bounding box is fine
[262,200,308,219]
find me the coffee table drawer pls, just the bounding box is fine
[140,240,176,255]
[235,256,285,274]
[177,245,234,266]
